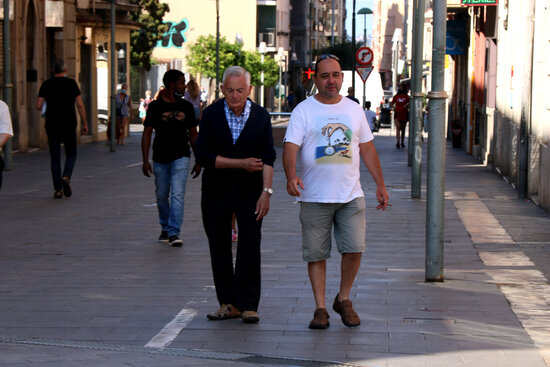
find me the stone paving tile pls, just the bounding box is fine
[1,132,550,366]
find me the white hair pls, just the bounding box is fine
[222,66,251,87]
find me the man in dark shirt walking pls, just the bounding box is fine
[141,69,200,247]
[36,59,88,199]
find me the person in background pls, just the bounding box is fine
[154,86,165,100]
[139,90,153,123]
[364,101,378,132]
[0,99,13,191]
[36,59,88,199]
[184,79,201,121]
[346,87,360,104]
[115,84,132,145]
[391,85,410,149]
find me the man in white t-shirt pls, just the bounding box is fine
[283,54,389,329]
[0,100,14,190]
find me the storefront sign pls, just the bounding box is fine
[461,0,498,6]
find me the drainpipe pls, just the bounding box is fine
[465,7,474,154]
[518,0,535,198]
[110,0,116,152]
[3,0,12,169]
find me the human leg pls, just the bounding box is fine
[46,130,63,193]
[165,156,189,238]
[60,129,77,197]
[120,116,129,144]
[300,202,336,327]
[115,117,122,144]
[202,196,236,309]
[395,122,401,148]
[153,162,170,233]
[334,197,366,300]
[234,199,262,313]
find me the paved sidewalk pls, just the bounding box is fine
[1,128,550,367]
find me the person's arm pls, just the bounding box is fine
[255,163,274,221]
[359,141,389,210]
[283,142,304,197]
[0,133,9,148]
[127,95,133,121]
[36,97,45,111]
[75,95,88,135]
[188,126,202,178]
[141,126,154,177]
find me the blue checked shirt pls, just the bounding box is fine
[224,99,251,144]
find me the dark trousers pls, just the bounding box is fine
[201,194,263,312]
[0,154,4,190]
[46,128,77,191]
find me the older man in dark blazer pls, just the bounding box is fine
[196,66,276,324]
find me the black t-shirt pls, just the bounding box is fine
[144,98,197,163]
[38,77,81,131]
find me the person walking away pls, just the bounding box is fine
[115,84,132,145]
[141,69,201,247]
[36,59,88,199]
[184,79,201,121]
[283,54,389,329]
[196,66,276,324]
[139,90,153,123]
[364,101,378,132]
[345,87,360,104]
[0,100,13,191]
[391,85,409,149]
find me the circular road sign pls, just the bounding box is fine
[356,47,373,66]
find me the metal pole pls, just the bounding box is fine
[260,54,264,107]
[407,0,417,167]
[3,0,12,170]
[278,59,282,113]
[425,0,447,282]
[110,0,116,152]
[215,0,220,100]
[352,0,356,92]
[331,0,335,46]
[361,14,366,108]
[411,0,425,197]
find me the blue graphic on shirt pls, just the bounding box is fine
[315,122,352,163]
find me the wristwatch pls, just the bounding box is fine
[263,187,273,195]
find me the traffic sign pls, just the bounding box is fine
[355,65,373,82]
[355,47,373,66]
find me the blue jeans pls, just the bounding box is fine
[153,156,190,237]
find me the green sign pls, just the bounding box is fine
[461,0,498,5]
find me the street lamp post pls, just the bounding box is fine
[358,7,373,107]
[259,42,267,107]
[215,0,220,100]
[277,47,284,114]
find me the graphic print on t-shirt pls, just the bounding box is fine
[314,116,353,164]
[161,111,186,122]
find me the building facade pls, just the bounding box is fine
[0,0,137,153]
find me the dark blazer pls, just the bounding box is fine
[196,98,276,200]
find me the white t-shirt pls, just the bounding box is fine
[364,109,377,130]
[284,95,373,203]
[0,100,13,137]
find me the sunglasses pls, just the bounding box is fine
[315,54,342,72]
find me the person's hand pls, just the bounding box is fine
[255,191,271,221]
[142,161,153,177]
[240,158,264,173]
[191,163,201,178]
[321,123,348,138]
[81,124,89,135]
[376,186,390,210]
[286,176,304,197]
